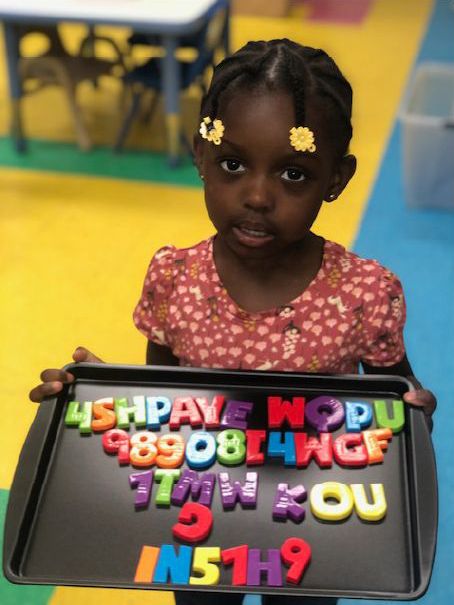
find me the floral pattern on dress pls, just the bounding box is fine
[134,237,406,373]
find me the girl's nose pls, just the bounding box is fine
[243,174,275,211]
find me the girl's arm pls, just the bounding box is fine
[361,354,436,418]
[146,340,179,366]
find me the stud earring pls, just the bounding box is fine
[328,193,337,201]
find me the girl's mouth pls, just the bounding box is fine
[232,224,275,248]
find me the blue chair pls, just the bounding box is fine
[113,2,229,153]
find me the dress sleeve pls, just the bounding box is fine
[133,245,176,346]
[360,269,406,367]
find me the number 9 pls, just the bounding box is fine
[156,433,185,468]
[280,537,311,584]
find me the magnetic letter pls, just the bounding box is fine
[172,502,213,543]
[216,429,246,465]
[91,397,116,432]
[222,545,248,586]
[102,428,130,464]
[246,430,266,466]
[156,433,185,468]
[362,428,392,463]
[186,431,216,469]
[219,471,258,510]
[247,549,282,587]
[305,396,345,432]
[294,433,333,468]
[310,482,354,521]
[267,396,305,429]
[190,547,221,585]
[171,469,216,507]
[333,433,368,467]
[195,396,225,428]
[129,470,154,508]
[130,431,157,467]
[154,468,181,506]
[345,401,373,432]
[153,544,192,584]
[374,400,405,434]
[272,483,307,523]
[169,397,203,430]
[268,432,296,466]
[146,396,171,430]
[351,483,387,521]
[115,396,146,430]
[281,537,311,585]
[65,401,93,434]
[220,400,253,430]
[134,545,159,583]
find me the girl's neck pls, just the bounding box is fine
[213,233,325,313]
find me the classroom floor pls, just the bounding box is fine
[1,1,453,604]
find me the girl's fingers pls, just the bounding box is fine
[403,389,437,415]
[30,348,102,404]
[72,347,103,363]
[29,381,64,403]
[40,368,74,383]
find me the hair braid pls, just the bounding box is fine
[200,39,354,156]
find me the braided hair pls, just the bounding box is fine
[200,39,353,157]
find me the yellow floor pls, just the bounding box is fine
[0,2,433,603]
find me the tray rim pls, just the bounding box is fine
[3,364,438,599]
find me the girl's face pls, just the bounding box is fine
[195,89,356,262]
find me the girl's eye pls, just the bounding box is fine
[220,159,245,173]
[282,168,306,182]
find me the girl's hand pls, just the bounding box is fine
[29,346,103,403]
[403,381,437,417]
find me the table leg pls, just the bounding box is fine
[3,22,26,152]
[162,35,181,167]
[222,0,231,55]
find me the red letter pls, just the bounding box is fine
[102,428,130,464]
[172,502,213,543]
[281,537,311,584]
[195,395,225,428]
[221,545,248,585]
[333,433,368,467]
[268,396,305,429]
[169,397,203,430]
[294,433,333,468]
[246,430,266,465]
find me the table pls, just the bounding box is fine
[0,0,230,164]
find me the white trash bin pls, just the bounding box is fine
[399,62,454,210]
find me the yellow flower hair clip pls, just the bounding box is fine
[199,116,225,146]
[289,126,316,153]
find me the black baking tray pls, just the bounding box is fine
[3,364,437,599]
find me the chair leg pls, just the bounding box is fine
[40,57,92,151]
[65,84,92,151]
[140,90,160,125]
[113,90,142,153]
[20,56,92,151]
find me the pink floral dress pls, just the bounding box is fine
[134,237,406,373]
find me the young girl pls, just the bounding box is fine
[30,39,435,605]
